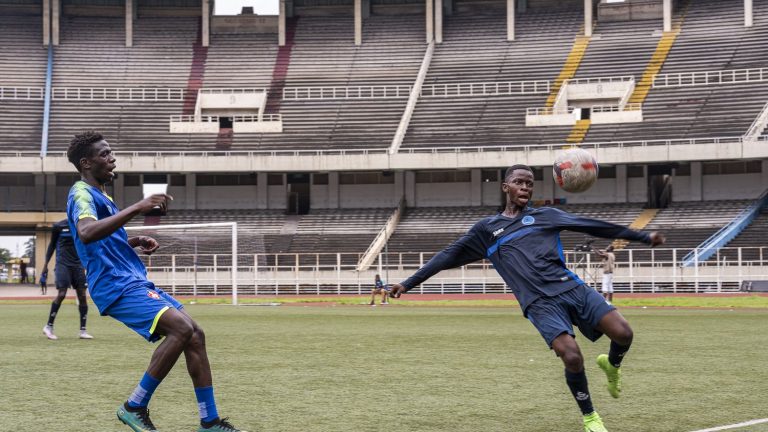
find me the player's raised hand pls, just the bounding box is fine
[648,232,665,247]
[389,283,406,298]
[136,194,173,215]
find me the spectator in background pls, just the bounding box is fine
[594,245,616,303]
[20,260,29,283]
[370,274,389,306]
[41,219,94,340]
[40,270,48,295]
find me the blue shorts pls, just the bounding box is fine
[54,265,87,291]
[104,282,183,343]
[526,284,616,348]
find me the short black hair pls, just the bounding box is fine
[504,164,534,181]
[67,130,104,172]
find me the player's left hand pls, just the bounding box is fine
[137,236,160,255]
[389,283,406,299]
[648,231,665,247]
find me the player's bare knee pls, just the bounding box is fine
[560,350,584,371]
[190,324,206,348]
[615,324,633,346]
[171,319,195,343]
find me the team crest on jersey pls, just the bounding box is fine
[522,215,535,225]
[147,290,161,300]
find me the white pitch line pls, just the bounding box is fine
[689,418,768,432]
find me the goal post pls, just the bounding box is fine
[125,221,239,305]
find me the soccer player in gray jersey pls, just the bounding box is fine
[41,219,93,340]
[389,165,665,432]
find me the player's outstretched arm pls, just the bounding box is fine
[76,194,172,244]
[389,226,486,299]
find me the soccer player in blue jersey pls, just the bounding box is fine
[41,219,94,340]
[389,165,665,432]
[65,131,245,432]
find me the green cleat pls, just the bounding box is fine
[597,354,621,398]
[583,411,608,432]
[198,417,247,432]
[117,403,158,432]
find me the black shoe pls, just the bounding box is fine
[199,417,246,432]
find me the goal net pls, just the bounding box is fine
[125,222,239,304]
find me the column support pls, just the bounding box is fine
[52,0,60,46]
[745,0,753,27]
[663,0,672,32]
[43,0,50,46]
[425,0,434,43]
[279,0,286,46]
[202,0,210,47]
[507,0,515,41]
[435,0,443,43]
[125,0,133,47]
[354,0,362,46]
[583,0,592,37]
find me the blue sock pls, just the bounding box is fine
[194,386,219,423]
[127,372,161,409]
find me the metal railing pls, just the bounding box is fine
[420,80,551,97]
[283,85,411,100]
[233,114,282,122]
[653,67,768,88]
[0,87,44,100]
[169,115,219,123]
[591,103,642,113]
[51,87,186,101]
[565,76,635,85]
[133,246,768,295]
[526,106,576,116]
[200,88,267,94]
[399,135,762,154]
[25,135,762,159]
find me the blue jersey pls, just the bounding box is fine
[67,180,148,314]
[375,279,385,289]
[400,206,651,315]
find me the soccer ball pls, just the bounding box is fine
[553,148,598,193]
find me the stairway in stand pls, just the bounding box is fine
[628,0,691,106]
[216,128,233,149]
[612,208,660,250]
[183,19,209,117]
[265,18,298,114]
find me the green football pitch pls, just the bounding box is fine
[1,303,767,432]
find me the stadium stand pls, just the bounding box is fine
[203,33,277,88]
[0,14,47,152]
[401,9,583,149]
[575,19,662,79]
[0,15,47,87]
[584,0,768,143]
[620,200,753,262]
[231,14,425,150]
[719,207,768,263]
[53,17,197,87]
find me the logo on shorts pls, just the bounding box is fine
[522,215,535,225]
[147,290,161,300]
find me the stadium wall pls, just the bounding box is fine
[3,167,765,212]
